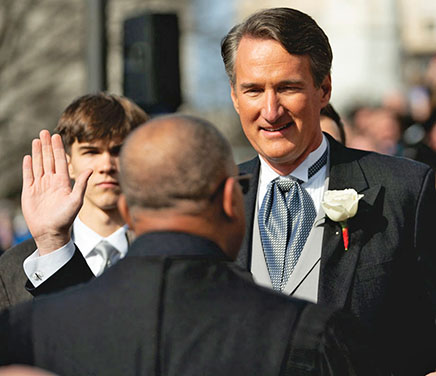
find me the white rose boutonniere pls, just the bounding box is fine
[321,189,364,251]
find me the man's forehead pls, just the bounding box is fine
[72,137,124,148]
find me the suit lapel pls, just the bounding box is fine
[236,157,260,270]
[319,136,382,308]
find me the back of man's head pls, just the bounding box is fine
[55,93,149,154]
[118,115,245,258]
[120,114,234,213]
[221,7,332,88]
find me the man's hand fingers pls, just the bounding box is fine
[22,155,34,188]
[32,138,43,178]
[52,133,69,177]
[40,130,55,175]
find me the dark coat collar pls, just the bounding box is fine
[127,231,230,260]
[237,157,261,269]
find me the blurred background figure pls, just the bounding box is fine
[345,105,403,155]
[367,107,403,155]
[344,105,378,152]
[424,109,436,153]
[0,200,31,256]
[320,103,346,145]
[0,202,13,255]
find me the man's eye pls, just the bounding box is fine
[279,86,300,93]
[110,146,122,156]
[244,88,262,95]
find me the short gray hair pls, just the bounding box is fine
[120,115,234,213]
[221,7,332,88]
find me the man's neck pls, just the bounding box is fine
[78,205,125,237]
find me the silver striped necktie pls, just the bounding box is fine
[258,149,327,291]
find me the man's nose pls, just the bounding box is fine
[260,91,284,123]
[98,152,117,172]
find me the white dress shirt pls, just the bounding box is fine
[23,217,129,287]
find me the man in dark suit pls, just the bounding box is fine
[0,115,384,375]
[0,93,147,310]
[220,7,436,375]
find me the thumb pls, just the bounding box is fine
[71,169,93,204]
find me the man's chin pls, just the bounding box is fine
[261,150,299,165]
[99,203,120,212]
[92,197,121,212]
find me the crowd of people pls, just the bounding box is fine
[0,7,435,376]
[337,55,436,173]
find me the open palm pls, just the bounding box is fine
[21,130,92,255]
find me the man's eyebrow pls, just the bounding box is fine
[239,79,304,89]
[78,145,99,150]
[77,143,123,150]
[276,79,305,86]
[239,82,260,90]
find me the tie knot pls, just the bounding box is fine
[94,240,117,254]
[275,177,297,193]
[93,240,119,271]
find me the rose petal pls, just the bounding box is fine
[322,189,364,222]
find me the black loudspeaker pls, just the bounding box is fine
[123,13,181,114]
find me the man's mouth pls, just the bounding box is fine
[260,122,293,132]
[97,181,119,187]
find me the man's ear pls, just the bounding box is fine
[222,177,238,220]
[118,194,134,230]
[230,84,240,115]
[320,74,332,107]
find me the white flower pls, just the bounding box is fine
[321,189,364,222]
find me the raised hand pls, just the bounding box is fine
[21,130,93,255]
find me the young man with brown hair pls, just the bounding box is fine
[0,93,149,309]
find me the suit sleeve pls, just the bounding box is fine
[0,273,10,312]
[415,168,436,311]
[317,310,388,376]
[25,246,94,297]
[0,303,34,366]
[0,239,36,310]
[283,304,388,375]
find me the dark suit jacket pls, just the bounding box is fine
[237,134,436,375]
[0,239,35,310]
[0,238,93,310]
[0,232,384,376]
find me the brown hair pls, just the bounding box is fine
[221,7,332,88]
[55,93,149,153]
[321,103,346,144]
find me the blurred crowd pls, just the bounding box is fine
[0,200,30,256]
[339,55,436,172]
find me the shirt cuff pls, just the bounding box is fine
[23,240,76,288]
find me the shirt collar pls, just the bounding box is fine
[72,217,129,258]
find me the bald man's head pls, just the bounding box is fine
[120,115,235,214]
